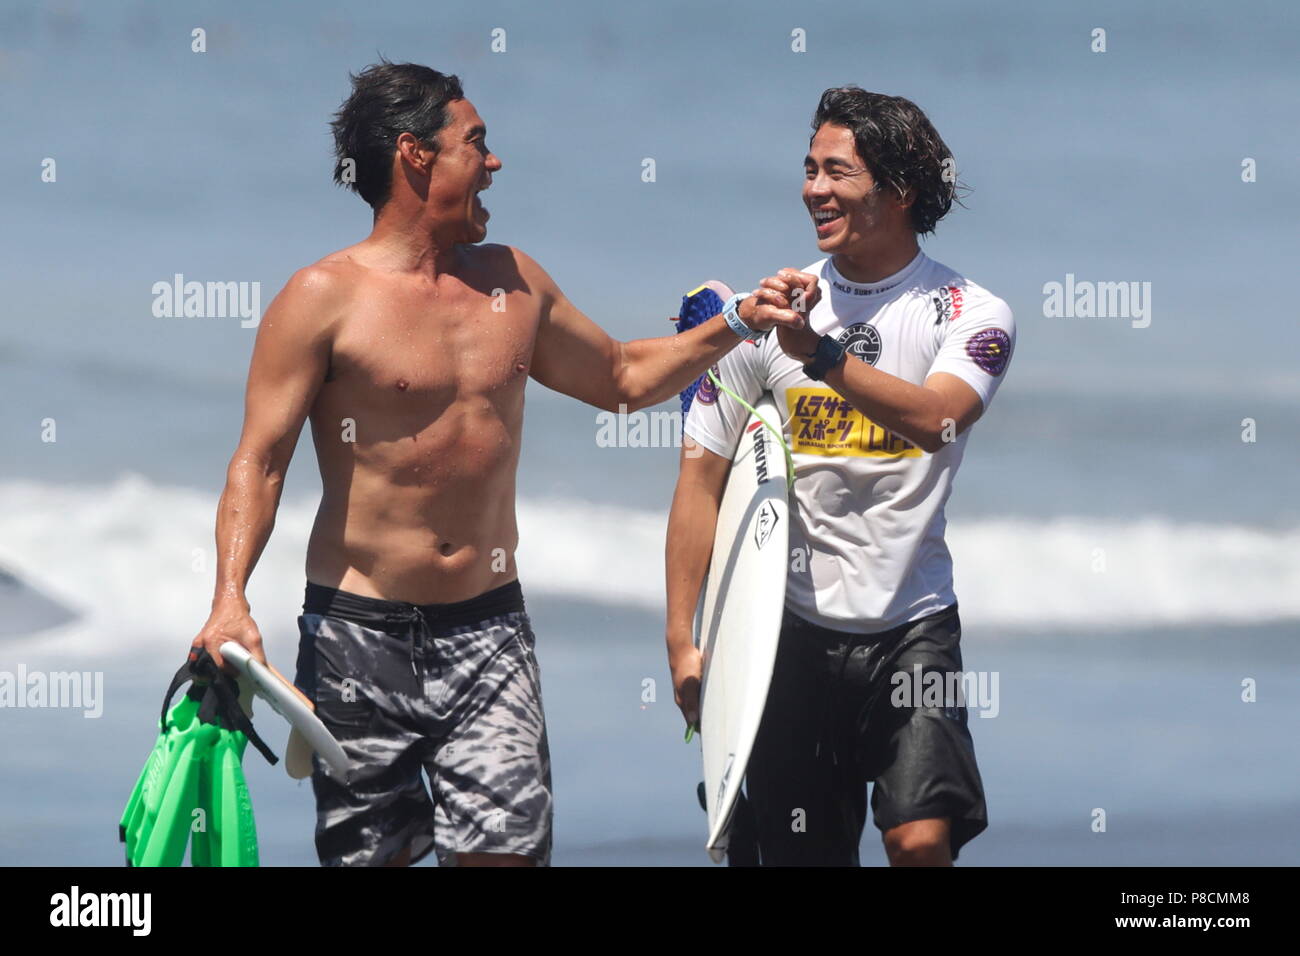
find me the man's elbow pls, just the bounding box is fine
[908,424,943,454]
[912,414,969,454]
[590,388,639,414]
[616,387,656,413]
[609,356,658,412]
[228,445,290,487]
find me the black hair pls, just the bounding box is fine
[810,87,960,235]
[331,59,465,210]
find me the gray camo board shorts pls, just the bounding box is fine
[292,578,553,866]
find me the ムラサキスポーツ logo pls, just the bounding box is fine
[835,323,882,366]
[965,328,1011,376]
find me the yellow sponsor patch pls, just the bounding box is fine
[786,387,922,458]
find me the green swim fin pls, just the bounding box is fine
[120,692,203,866]
[192,727,259,866]
[119,649,276,867]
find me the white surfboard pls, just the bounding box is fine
[696,392,790,863]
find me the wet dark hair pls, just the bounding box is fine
[331,60,465,211]
[810,87,960,235]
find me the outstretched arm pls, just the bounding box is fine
[521,249,805,411]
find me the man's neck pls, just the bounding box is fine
[831,235,920,284]
[366,204,461,276]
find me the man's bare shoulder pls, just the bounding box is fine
[250,257,363,350]
[269,250,371,323]
[297,247,375,296]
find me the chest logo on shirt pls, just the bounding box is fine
[835,323,882,366]
[787,388,921,458]
[965,328,1011,376]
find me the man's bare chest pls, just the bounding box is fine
[324,287,540,400]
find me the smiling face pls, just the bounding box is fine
[803,123,907,256]
[425,98,501,243]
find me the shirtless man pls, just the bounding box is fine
[188,62,801,868]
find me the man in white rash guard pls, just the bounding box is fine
[666,86,1015,866]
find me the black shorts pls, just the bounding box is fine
[732,603,988,866]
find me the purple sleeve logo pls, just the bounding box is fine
[695,366,720,405]
[965,328,1011,376]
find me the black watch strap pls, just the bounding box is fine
[803,334,847,381]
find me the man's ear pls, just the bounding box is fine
[396,132,436,174]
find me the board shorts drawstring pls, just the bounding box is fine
[383,604,430,678]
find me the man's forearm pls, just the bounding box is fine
[822,357,949,452]
[665,458,723,653]
[211,454,286,609]
[618,316,746,412]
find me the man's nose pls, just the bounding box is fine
[805,172,832,196]
[487,151,503,172]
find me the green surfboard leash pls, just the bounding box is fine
[702,368,795,491]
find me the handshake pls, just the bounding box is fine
[736,269,825,360]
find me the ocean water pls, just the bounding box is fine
[1,0,1298,865]
[4,589,1298,866]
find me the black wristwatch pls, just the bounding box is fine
[802,334,847,381]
